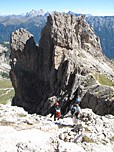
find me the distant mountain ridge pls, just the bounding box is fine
[0,14,47,44]
[0,10,114,59]
[86,16,114,59]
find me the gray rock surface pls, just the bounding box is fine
[0,44,10,78]
[0,104,114,152]
[10,12,114,115]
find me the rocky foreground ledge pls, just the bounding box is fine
[0,104,114,152]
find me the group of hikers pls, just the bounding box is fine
[50,96,82,126]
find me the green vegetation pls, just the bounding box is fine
[17,113,27,117]
[0,79,14,104]
[94,73,114,86]
[84,127,91,132]
[0,79,13,88]
[82,135,94,143]
[110,136,114,142]
[0,89,14,104]
[0,90,8,96]
[1,72,10,79]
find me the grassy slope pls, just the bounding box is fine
[0,79,14,104]
[94,73,114,86]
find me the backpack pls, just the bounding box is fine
[71,105,79,116]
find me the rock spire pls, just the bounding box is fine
[10,12,114,115]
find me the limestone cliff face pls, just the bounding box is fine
[10,12,114,115]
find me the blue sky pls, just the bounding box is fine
[0,0,114,16]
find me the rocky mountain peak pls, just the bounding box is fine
[10,12,114,116]
[26,9,45,17]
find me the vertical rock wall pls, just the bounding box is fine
[10,13,114,115]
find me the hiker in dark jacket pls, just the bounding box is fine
[71,97,82,126]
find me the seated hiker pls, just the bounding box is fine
[54,101,61,121]
[71,97,82,126]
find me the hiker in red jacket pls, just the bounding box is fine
[50,101,61,121]
[54,102,61,121]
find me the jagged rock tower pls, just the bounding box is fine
[10,12,114,115]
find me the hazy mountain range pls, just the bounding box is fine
[0,10,114,59]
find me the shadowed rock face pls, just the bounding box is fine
[10,12,114,115]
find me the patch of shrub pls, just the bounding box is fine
[82,135,94,143]
[110,136,114,142]
[17,113,27,117]
[1,72,9,79]
[94,73,114,86]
